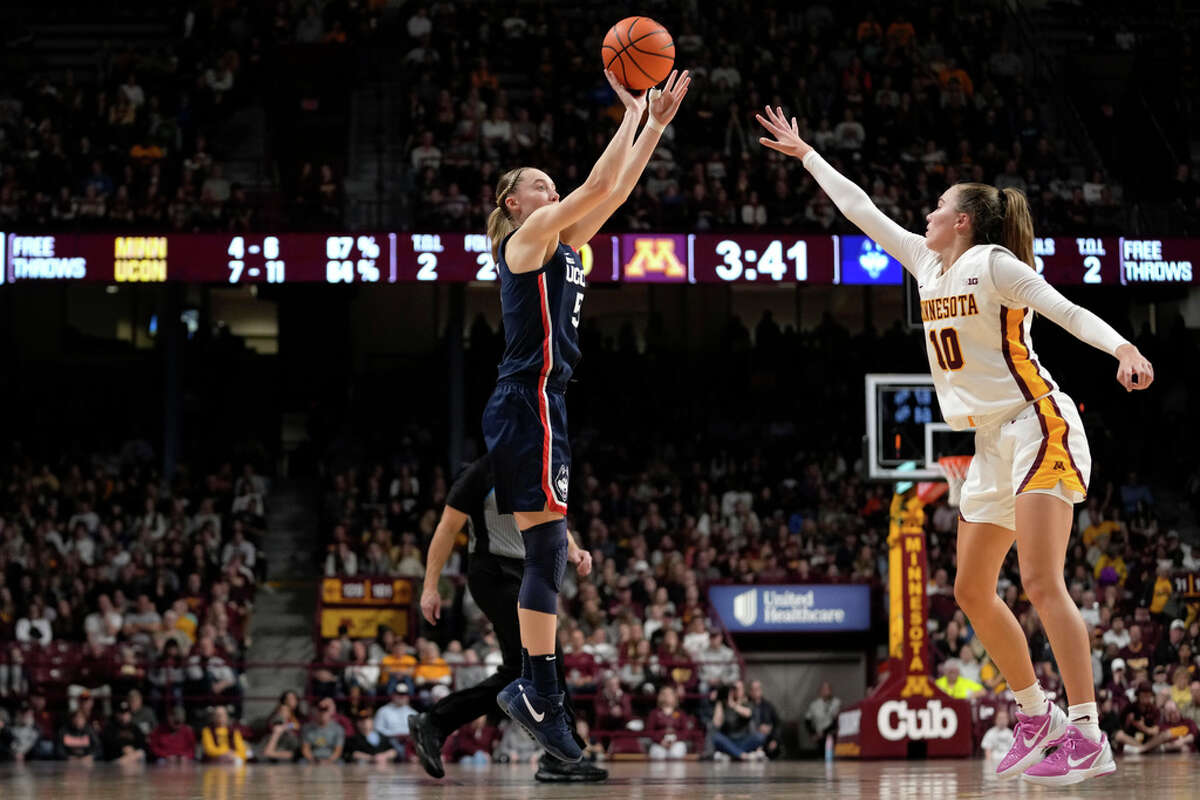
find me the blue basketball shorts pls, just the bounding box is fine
[482,381,570,514]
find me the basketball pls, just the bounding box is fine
[602,16,675,90]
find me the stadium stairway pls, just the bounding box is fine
[344,84,413,230]
[242,480,319,725]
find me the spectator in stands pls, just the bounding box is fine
[344,710,398,764]
[326,541,359,576]
[125,689,155,737]
[374,685,416,756]
[25,691,56,759]
[833,109,865,152]
[1120,625,1153,674]
[594,674,634,735]
[187,636,241,714]
[57,709,101,762]
[413,640,452,695]
[7,705,40,763]
[647,686,694,760]
[980,707,1014,760]
[16,599,53,643]
[1104,616,1131,650]
[455,648,488,689]
[1182,683,1200,728]
[805,681,841,748]
[747,680,781,759]
[443,715,498,764]
[201,705,246,764]
[498,718,540,766]
[311,638,346,699]
[1118,682,1191,753]
[343,640,380,697]
[711,682,766,761]
[698,631,738,688]
[149,638,186,709]
[101,701,147,764]
[70,642,114,715]
[1156,619,1188,667]
[301,697,345,764]
[1168,666,1193,709]
[258,702,301,762]
[937,660,983,700]
[957,645,983,684]
[379,640,416,695]
[222,527,255,570]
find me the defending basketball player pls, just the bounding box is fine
[482,68,689,761]
[757,106,1153,786]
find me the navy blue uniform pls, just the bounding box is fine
[482,231,586,514]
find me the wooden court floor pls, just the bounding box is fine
[1,756,1197,799]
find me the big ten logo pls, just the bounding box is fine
[877,699,959,741]
[624,237,686,279]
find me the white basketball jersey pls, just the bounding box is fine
[914,244,1056,430]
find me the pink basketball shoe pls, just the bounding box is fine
[995,702,1067,778]
[1021,726,1116,786]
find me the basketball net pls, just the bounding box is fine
[937,454,972,507]
[914,455,972,505]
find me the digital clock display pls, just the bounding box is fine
[697,235,837,283]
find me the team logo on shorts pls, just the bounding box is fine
[554,465,570,502]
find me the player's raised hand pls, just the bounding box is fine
[605,69,647,117]
[1115,343,1154,392]
[756,105,813,160]
[648,69,691,126]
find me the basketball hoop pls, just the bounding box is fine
[937,455,972,507]
[937,455,972,482]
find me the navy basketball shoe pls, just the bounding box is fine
[496,678,581,763]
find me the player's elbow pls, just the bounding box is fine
[584,173,616,196]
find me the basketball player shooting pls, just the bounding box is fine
[480,68,689,762]
[757,105,1152,787]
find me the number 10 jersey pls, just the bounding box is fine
[915,243,1061,430]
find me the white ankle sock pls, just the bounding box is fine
[1012,681,1049,717]
[1069,702,1102,742]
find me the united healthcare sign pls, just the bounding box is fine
[708,584,871,633]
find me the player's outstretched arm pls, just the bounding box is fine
[513,74,643,249]
[990,251,1155,392]
[562,70,691,250]
[755,105,927,273]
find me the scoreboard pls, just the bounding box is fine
[2,231,1196,286]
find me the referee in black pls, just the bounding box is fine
[410,454,606,782]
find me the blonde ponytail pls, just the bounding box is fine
[1000,187,1034,269]
[487,167,528,262]
[487,207,515,262]
[955,182,1036,269]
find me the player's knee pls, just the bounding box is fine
[1022,571,1062,609]
[518,519,566,614]
[953,575,988,612]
